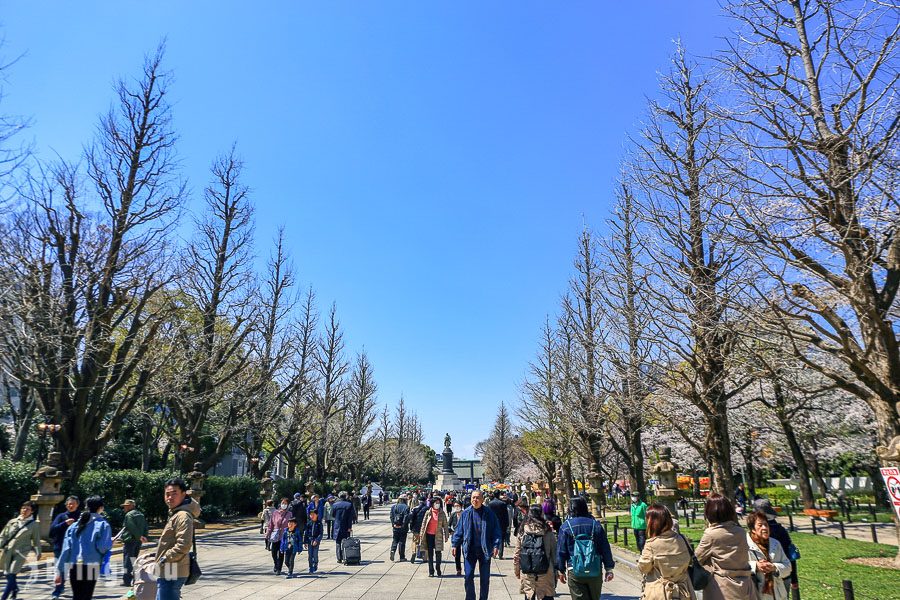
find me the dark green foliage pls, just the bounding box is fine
[200,504,223,523]
[0,460,39,523]
[205,476,260,516]
[273,478,304,502]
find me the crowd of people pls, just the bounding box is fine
[0,480,800,600]
[0,478,199,600]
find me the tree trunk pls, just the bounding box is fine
[805,439,829,500]
[776,410,816,508]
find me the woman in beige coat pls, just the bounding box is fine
[694,494,760,600]
[513,505,557,600]
[418,497,449,577]
[638,504,695,600]
[0,500,42,600]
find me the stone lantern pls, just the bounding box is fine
[32,451,67,550]
[552,471,567,515]
[586,470,604,520]
[187,462,207,529]
[651,447,680,516]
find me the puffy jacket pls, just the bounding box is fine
[155,499,201,580]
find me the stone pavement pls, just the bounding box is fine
[15,505,642,599]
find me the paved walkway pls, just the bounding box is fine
[15,505,641,599]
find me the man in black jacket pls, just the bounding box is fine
[487,491,510,558]
[389,495,411,561]
[331,492,356,562]
[289,493,308,531]
[409,498,427,564]
[49,496,81,599]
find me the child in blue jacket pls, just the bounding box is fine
[280,518,303,578]
[304,510,324,574]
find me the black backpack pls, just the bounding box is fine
[519,532,549,574]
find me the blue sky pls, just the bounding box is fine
[2,2,732,459]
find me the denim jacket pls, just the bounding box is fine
[56,515,113,574]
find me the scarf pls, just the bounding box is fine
[751,534,774,595]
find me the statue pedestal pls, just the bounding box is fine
[434,472,463,491]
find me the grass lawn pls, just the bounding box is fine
[606,523,898,600]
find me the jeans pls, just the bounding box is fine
[326,521,333,538]
[566,571,604,600]
[463,548,491,600]
[271,546,285,572]
[425,533,443,575]
[308,544,319,572]
[391,527,407,559]
[284,550,297,575]
[363,506,370,520]
[1,574,18,600]
[634,528,647,553]
[123,540,142,585]
[156,577,187,600]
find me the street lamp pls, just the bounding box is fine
[35,423,62,469]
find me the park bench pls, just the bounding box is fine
[803,508,838,520]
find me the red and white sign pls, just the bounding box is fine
[880,467,900,523]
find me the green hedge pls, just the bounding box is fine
[0,463,263,525]
[0,460,40,524]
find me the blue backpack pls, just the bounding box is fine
[566,521,601,577]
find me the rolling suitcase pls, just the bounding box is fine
[341,536,361,565]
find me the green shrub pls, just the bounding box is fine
[71,469,179,525]
[0,460,39,523]
[273,478,304,503]
[756,486,800,506]
[200,504,223,523]
[205,476,260,516]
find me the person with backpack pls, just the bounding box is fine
[514,505,557,600]
[390,495,411,562]
[450,489,502,600]
[54,496,113,600]
[557,497,615,600]
[638,504,696,600]
[0,500,42,600]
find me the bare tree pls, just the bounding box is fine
[0,47,184,482]
[629,45,750,498]
[560,229,609,476]
[373,404,393,482]
[597,184,657,498]
[340,350,378,482]
[721,0,900,461]
[479,401,520,482]
[311,303,350,480]
[169,145,258,472]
